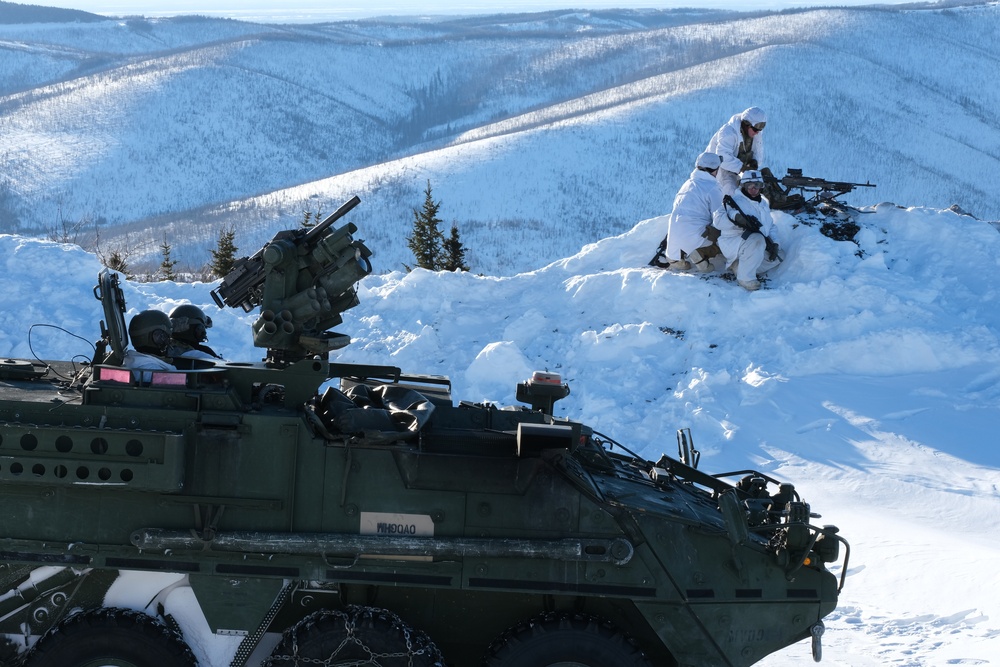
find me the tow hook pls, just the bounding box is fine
[810,621,825,662]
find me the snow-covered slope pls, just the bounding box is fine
[1,3,999,275]
[2,193,999,665]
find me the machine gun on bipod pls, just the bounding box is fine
[210,195,373,365]
[762,167,876,212]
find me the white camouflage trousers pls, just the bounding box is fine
[731,233,780,282]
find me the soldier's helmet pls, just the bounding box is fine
[128,310,172,354]
[741,107,767,131]
[740,169,764,186]
[169,304,213,345]
[695,152,723,170]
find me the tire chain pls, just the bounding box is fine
[265,605,442,667]
[484,610,650,666]
[21,607,197,667]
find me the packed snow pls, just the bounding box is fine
[2,193,999,665]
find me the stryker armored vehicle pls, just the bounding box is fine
[0,196,848,667]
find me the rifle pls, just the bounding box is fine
[648,235,669,268]
[722,195,781,262]
[762,167,876,210]
[722,195,763,239]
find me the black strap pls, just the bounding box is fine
[723,195,764,240]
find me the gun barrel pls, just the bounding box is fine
[780,175,876,190]
[304,195,361,246]
[822,181,876,190]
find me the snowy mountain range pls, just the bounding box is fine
[1,1,999,275]
[1,5,1000,663]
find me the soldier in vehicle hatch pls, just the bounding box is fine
[123,309,176,377]
[705,106,767,196]
[167,304,224,361]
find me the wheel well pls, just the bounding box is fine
[484,611,654,667]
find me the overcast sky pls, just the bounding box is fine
[30,0,888,22]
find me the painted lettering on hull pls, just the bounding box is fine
[360,512,434,561]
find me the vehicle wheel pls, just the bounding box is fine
[24,608,196,667]
[484,612,652,667]
[0,636,20,666]
[265,605,444,666]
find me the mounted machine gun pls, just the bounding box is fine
[762,167,876,212]
[210,195,372,365]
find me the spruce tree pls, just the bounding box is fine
[159,235,178,281]
[407,180,445,270]
[441,224,469,272]
[301,208,323,229]
[210,226,238,279]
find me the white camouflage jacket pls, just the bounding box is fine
[706,112,765,176]
[712,188,775,260]
[665,169,724,260]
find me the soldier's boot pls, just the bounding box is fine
[688,245,719,273]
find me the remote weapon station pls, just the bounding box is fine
[0,197,848,667]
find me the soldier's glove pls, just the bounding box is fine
[734,213,762,238]
[746,159,759,171]
[702,225,721,242]
[765,236,781,262]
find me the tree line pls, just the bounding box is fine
[89,180,468,281]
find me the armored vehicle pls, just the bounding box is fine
[0,197,848,667]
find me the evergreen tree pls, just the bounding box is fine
[407,180,445,270]
[301,208,323,229]
[210,226,238,278]
[159,234,178,281]
[441,224,469,272]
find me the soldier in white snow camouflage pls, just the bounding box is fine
[712,169,782,291]
[705,107,767,196]
[653,151,725,272]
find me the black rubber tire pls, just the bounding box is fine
[24,608,197,667]
[265,605,444,667]
[484,612,653,667]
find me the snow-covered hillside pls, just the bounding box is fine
[2,192,999,665]
[1,3,999,275]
